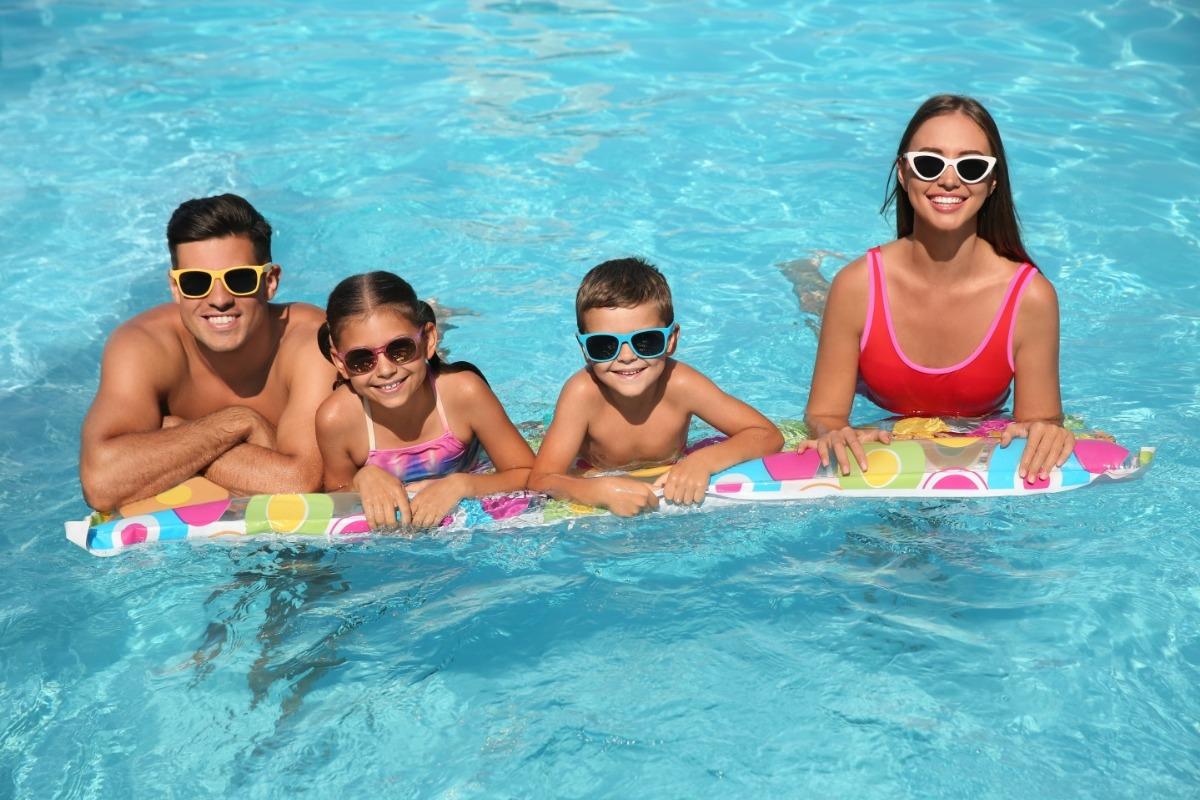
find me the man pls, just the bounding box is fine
[80,194,334,511]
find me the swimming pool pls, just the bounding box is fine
[2,0,1198,796]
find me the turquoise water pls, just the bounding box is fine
[2,1,1198,796]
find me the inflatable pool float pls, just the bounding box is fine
[65,417,1153,557]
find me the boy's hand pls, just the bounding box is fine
[353,464,412,530]
[593,476,660,517]
[407,473,469,529]
[1000,421,1075,484]
[654,454,711,506]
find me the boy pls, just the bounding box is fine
[529,258,783,516]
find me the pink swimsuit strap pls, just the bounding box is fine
[362,373,478,482]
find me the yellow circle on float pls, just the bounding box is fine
[156,483,194,506]
[265,494,308,533]
[935,437,979,449]
[863,448,901,488]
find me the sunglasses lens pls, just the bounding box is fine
[384,337,419,365]
[955,158,991,183]
[177,271,214,298]
[630,329,667,358]
[585,335,620,362]
[910,154,946,181]
[223,267,261,295]
[343,349,377,375]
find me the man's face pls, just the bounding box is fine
[170,235,278,354]
[579,303,677,399]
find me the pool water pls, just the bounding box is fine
[2,1,1198,796]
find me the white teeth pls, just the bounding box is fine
[207,315,236,325]
[932,196,963,205]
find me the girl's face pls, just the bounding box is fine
[899,111,997,235]
[331,309,438,409]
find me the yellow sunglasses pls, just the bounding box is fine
[169,264,275,299]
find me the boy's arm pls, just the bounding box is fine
[528,374,659,516]
[79,323,265,511]
[657,363,783,504]
[201,321,335,495]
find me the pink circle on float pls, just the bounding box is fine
[121,523,148,546]
[930,474,982,491]
[174,499,232,526]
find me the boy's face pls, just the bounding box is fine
[579,303,677,399]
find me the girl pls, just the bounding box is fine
[316,271,533,529]
[803,95,1074,483]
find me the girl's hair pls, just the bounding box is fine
[318,271,483,389]
[881,94,1034,266]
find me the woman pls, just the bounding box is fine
[802,95,1074,483]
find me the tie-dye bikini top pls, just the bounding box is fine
[361,374,480,483]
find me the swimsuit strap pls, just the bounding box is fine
[429,371,451,434]
[361,395,378,451]
[361,369,449,452]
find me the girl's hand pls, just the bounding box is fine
[796,426,892,475]
[352,465,412,530]
[593,476,660,517]
[407,473,469,529]
[654,455,711,506]
[1000,421,1075,483]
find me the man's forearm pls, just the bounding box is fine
[203,443,322,495]
[80,408,256,511]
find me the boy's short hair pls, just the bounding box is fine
[167,193,272,267]
[575,257,674,332]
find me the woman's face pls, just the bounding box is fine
[899,111,997,235]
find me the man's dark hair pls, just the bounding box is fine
[167,194,272,266]
[575,257,674,332]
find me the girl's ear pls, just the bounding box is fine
[263,263,281,301]
[666,323,680,357]
[329,350,352,381]
[896,157,906,190]
[423,322,440,359]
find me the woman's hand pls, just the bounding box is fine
[407,473,469,529]
[797,426,892,475]
[352,465,412,530]
[654,454,711,506]
[1001,421,1075,483]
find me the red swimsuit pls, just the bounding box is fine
[857,246,1038,418]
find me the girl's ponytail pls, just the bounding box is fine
[416,300,444,372]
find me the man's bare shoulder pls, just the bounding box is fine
[105,303,185,367]
[275,302,336,378]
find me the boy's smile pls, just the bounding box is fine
[579,304,677,399]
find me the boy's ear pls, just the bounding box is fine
[666,323,680,356]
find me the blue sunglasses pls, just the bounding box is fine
[576,325,677,363]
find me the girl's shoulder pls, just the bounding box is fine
[316,384,362,436]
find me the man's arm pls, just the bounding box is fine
[79,324,261,511]
[200,319,335,495]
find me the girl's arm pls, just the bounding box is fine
[801,258,891,473]
[317,391,412,528]
[655,363,783,505]
[1005,274,1074,481]
[407,372,534,528]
